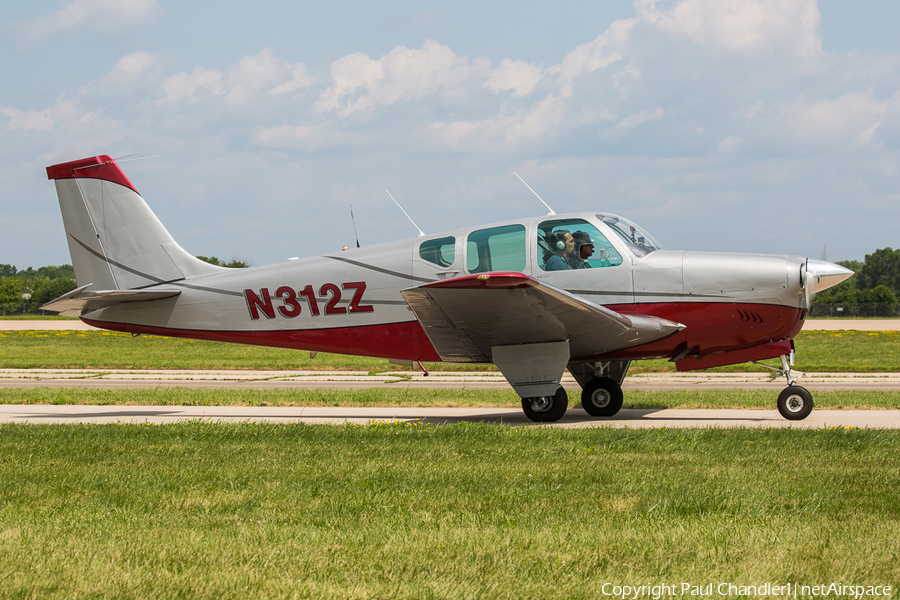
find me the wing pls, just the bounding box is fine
[400,272,685,363]
[40,284,181,318]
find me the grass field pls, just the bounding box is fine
[1,387,899,410]
[2,329,899,372]
[1,422,898,599]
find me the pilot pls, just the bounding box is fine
[570,231,595,268]
[545,230,575,270]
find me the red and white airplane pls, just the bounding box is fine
[43,155,853,422]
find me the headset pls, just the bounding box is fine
[550,230,570,251]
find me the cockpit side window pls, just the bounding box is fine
[466,224,526,274]
[418,236,455,267]
[538,218,622,271]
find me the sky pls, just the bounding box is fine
[2,0,900,270]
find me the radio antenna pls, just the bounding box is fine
[385,190,425,237]
[114,154,162,163]
[514,171,555,215]
[349,204,361,248]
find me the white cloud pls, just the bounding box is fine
[552,18,637,96]
[317,40,470,115]
[110,51,160,80]
[15,0,161,48]
[484,59,543,97]
[252,124,367,152]
[778,91,889,148]
[0,98,87,132]
[717,135,743,153]
[86,51,165,97]
[420,94,568,152]
[616,107,665,132]
[0,107,54,132]
[634,0,821,56]
[225,48,312,104]
[157,67,224,105]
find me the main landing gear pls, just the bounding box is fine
[755,353,813,421]
[521,387,569,422]
[520,378,626,423]
[581,377,624,417]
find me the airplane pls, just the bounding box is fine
[42,154,854,422]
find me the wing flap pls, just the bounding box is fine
[401,272,684,362]
[40,284,182,317]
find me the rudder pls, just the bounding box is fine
[47,155,223,290]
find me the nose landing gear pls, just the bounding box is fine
[754,352,814,421]
[777,386,814,420]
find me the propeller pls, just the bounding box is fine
[801,259,855,308]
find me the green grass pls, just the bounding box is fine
[1,423,898,598]
[1,387,899,410]
[2,330,900,372]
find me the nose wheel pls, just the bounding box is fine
[777,386,814,420]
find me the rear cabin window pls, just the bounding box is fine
[538,218,623,271]
[418,236,455,267]
[466,224,526,274]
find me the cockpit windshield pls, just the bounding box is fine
[596,213,661,257]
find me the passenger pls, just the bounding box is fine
[545,230,575,270]
[570,231,595,269]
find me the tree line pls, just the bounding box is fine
[0,256,248,316]
[814,248,900,305]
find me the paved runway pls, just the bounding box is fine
[1,403,898,428]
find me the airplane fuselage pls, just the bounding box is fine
[82,212,807,371]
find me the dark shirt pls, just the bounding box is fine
[545,255,573,271]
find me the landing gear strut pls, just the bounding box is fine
[522,387,568,422]
[754,352,813,421]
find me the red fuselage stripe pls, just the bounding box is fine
[81,318,443,362]
[83,301,804,366]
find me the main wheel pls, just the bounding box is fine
[777,386,814,421]
[522,387,568,423]
[581,377,624,417]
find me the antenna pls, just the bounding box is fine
[350,204,360,248]
[115,154,162,163]
[385,190,425,237]
[514,171,555,215]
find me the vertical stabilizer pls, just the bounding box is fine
[47,155,224,290]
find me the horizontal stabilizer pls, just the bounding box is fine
[40,284,181,318]
[401,272,685,362]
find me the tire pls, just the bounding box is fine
[522,387,568,423]
[581,377,624,417]
[777,386,814,421]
